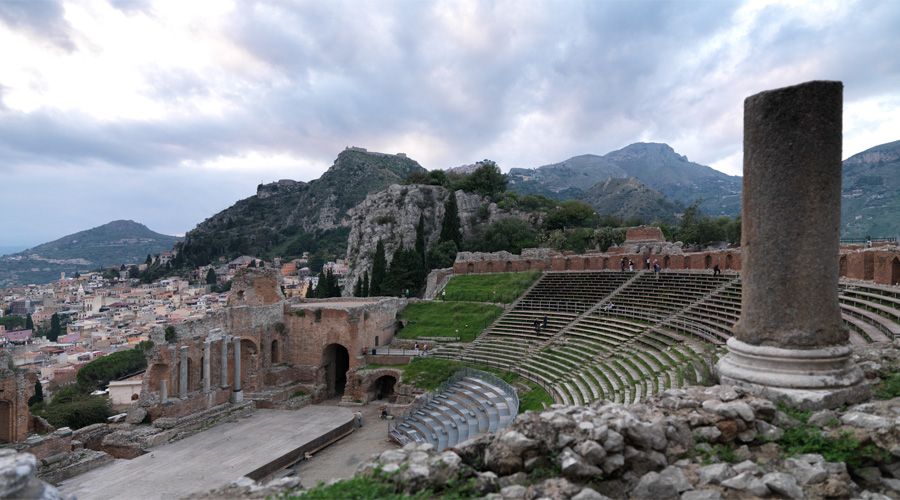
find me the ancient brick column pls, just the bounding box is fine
[179,346,189,399]
[231,337,243,403]
[220,336,229,389]
[202,342,211,393]
[717,81,867,409]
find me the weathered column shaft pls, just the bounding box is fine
[160,379,168,403]
[203,342,211,393]
[220,337,229,388]
[735,80,845,349]
[233,337,242,393]
[179,346,189,398]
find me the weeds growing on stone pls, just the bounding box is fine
[874,370,900,400]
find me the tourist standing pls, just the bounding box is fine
[713,264,721,277]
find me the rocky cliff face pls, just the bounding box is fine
[342,184,521,295]
[177,149,426,267]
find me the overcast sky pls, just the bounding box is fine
[1,0,898,248]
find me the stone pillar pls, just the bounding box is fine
[179,346,189,399]
[220,336,229,388]
[231,337,243,403]
[160,379,168,403]
[717,81,867,409]
[203,342,211,393]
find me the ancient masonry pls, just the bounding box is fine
[140,268,407,421]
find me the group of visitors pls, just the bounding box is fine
[413,342,429,356]
[532,315,549,334]
[620,257,662,275]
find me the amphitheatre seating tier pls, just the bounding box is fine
[437,270,900,408]
[391,375,518,450]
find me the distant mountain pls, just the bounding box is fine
[0,220,181,286]
[177,148,427,267]
[580,177,681,223]
[509,143,742,217]
[841,140,900,238]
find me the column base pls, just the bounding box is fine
[231,390,244,403]
[717,337,870,410]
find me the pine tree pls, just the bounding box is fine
[439,193,462,247]
[361,270,370,297]
[370,240,387,296]
[145,254,152,266]
[25,314,33,331]
[206,268,217,285]
[381,246,426,297]
[49,313,61,342]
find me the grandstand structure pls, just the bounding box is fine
[435,270,900,407]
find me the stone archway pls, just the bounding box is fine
[0,400,11,443]
[704,255,713,269]
[271,339,280,364]
[369,374,397,402]
[486,261,494,272]
[505,261,512,272]
[466,262,475,274]
[322,343,350,398]
[892,257,900,285]
[725,254,733,270]
[663,255,671,269]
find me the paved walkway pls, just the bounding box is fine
[59,406,354,500]
[287,402,398,489]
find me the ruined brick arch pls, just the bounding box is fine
[466,262,474,274]
[368,374,398,401]
[892,257,900,285]
[839,255,847,276]
[0,400,11,443]
[583,257,590,269]
[565,258,572,270]
[602,257,609,270]
[505,261,512,272]
[663,255,671,269]
[725,254,733,270]
[683,256,691,269]
[239,338,258,391]
[321,343,350,398]
[271,339,280,364]
[147,363,171,394]
[704,254,713,269]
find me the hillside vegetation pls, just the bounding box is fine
[398,302,503,342]
[440,271,540,303]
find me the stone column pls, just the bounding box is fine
[179,346,189,399]
[160,379,168,403]
[203,342,211,393]
[717,80,867,409]
[220,336,229,388]
[231,337,243,403]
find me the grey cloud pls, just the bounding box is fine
[0,0,74,50]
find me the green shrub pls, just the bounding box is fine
[164,326,177,343]
[875,370,900,400]
[518,384,553,412]
[34,395,112,430]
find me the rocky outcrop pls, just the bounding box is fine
[343,185,523,295]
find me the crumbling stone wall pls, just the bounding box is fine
[0,361,35,444]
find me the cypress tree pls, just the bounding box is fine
[28,380,43,406]
[205,268,217,285]
[49,313,61,342]
[361,270,370,297]
[353,277,363,297]
[439,193,462,247]
[25,314,33,331]
[415,214,427,266]
[370,241,387,296]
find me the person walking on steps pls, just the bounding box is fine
[713,264,721,277]
[542,315,548,329]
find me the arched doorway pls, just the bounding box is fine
[240,339,258,391]
[466,263,474,274]
[370,375,397,401]
[892,257,900,285]
[322,344,350,398]
[704,255,712,269]
[564,258,571,270]
[683,256,691,269]
[663,255,670,269]
[725,254,733,269]
[271,339,280,364]
[0,400,11,443]
[839,255,847,277]
[186,358,194,391]
[486,261,494,272]
[505,261,512,272]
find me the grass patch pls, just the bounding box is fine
[874,370,900,400]
[518,382,553,412]
[441,271,540,303]
[290,468,477,499]
[694,444,739,464]
[398,302,503,342]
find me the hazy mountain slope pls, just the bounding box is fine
[580,177,681,223]
[841,140,900,238]
[0,220,181,286]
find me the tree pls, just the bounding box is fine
[145,254,153,266]
[48,313,61,342]
[77,349,148,392]
[543,200,596,231]
[370,241,387,296]
[381,247,425,297]
[439,194,463,247]
[361,270,370,297]
[314,269,341,298]
[427,240,459,270]
[415,214,427,267]
[25,314,33,331]
[466,219,538,254]
[205,268,217,285]
[28,380,43,406]
[460,160,507,198]
[353,277,363,297]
